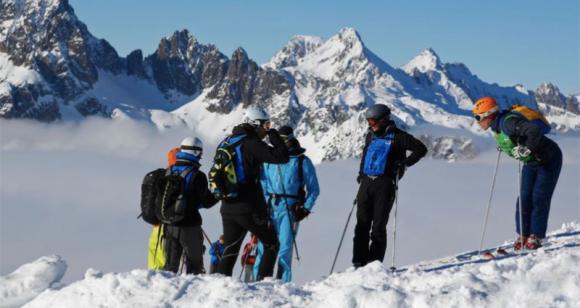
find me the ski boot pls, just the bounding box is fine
[513,235,528,251]
[525,234,542,250]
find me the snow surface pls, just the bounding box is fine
[2,224,579,307]
[0,53,42,87]
[0,255,66,308]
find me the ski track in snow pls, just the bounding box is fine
[1,223,578,308]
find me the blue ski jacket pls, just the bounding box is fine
[260,151,320,210]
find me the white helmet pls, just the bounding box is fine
[244,107,270,126]
[180,136,203,158]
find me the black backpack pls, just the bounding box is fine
[155,168,196,225]
[139,168,166,225]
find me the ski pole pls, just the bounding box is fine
[390,173,401,272]
[517,161,525,253]
[276,165,301,262]
[330,198,357,275]
[478,150,502,256]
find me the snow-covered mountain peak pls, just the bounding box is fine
[263,35,323,69]
[536,82,562,97]
[282,27,396,82]
[403,48,443,74]
[323,27,365,56]
[334,27,363,45]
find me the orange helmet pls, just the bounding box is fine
[473,97,499,121]
[167,147,180,166]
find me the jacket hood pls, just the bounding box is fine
[232,123,258,137]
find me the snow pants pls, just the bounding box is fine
[516,145,562,238]
[254,197,297,283]
[216,213,278,279]
[353,176,396,266]
[163,225,205,274]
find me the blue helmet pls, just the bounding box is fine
[365,104,391,120]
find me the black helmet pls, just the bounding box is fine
[278,126,295,141]
[365,104,391,120]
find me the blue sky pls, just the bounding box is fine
[69,0,579,94]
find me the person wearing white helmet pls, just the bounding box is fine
[162,136,218,274]
[213,106,289,280]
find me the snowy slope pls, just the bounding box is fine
[3,223,579,308]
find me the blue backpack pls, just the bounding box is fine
[363,133,395,176]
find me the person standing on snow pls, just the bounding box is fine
[353,104,427,268]
[147,147,181,270]
[472,97,562,250]
[253,126,320,283]
[215,107,289,280]
[208,235,225,274]
[163,137,218,274]
[240,234,259,282]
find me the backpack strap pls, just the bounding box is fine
[500,112,524,135]
[225,134,246,149]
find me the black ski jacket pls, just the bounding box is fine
[221,124,289,215]
[358,121,428,181]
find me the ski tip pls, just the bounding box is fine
[481,252,495,260]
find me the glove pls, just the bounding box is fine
[356,174,363,184]
[511,146,532,160]
[293,203,310,222]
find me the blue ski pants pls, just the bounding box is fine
[516,146,562,238]
[254,198,296,283]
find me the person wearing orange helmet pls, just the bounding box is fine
[472,97,562,250]
[147,146,181,270]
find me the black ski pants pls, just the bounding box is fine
[163,225,205,274]
[352,176,396,266]
[217,212,279,279]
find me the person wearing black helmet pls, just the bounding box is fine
[352,104,427,268]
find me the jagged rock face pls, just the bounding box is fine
[126,50,146,78]
[535,83,580,114]
[75,97,110,117]
[0,0,124,120]
[0,83,61,120]
[205,48,291,114]
[417,135,478,161]
[146,30,228,98]
[0,0,123,95]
